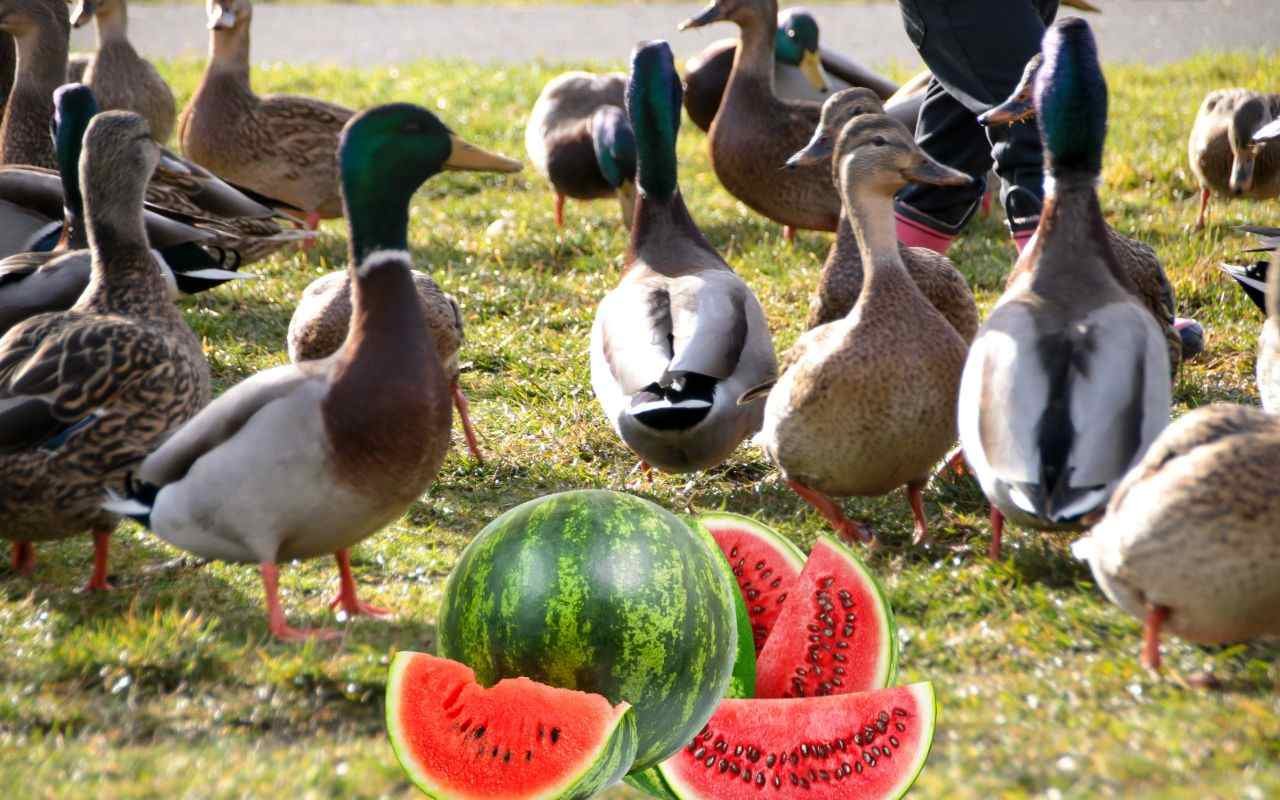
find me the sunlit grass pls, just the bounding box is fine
[0,52,1277,798]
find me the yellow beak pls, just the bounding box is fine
[444,135,523,173]
[799,51,829,93]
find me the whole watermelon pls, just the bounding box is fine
[437,490,738,771]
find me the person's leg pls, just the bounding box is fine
[895,0,1058,249]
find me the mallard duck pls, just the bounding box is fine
[0,0,69,169]
[957,19,1171,560]
[786,88,978,340]
[979,50,1198,370]
[0,110,209,587]
[288,134,521,463]
[0,84,257,336]
[103,104,475,640]
[70,0,177,144]
[682,7,899,134]
[1188,88,1280,229]
[1220,224,1278,313]
[1257,240,1280,411]
[589,40,776,474]
[678,0,841,233]
[179,0,355,231]
[524,71,637,228]
[1072,404,1280,671]
[752,113,971,545]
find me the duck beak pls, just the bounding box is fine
[70,0,95,28]
[444,136,523,173]
[208,3,237,30]
[902,153,972,188]
[679,2,724,30]
[798,51,829,93]
[1230,151,1256,195]
[784,131,831,170]
[978,95,1034,127]
[617,180,637,229]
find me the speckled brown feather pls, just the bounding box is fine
[80,0,177,144]
[0,0,69,169]
[1188,89,1280,200]
[286,268,463,382]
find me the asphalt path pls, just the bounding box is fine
[73,1,1279,69]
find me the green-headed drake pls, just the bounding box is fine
[589,40,776,474]
[0,110,210,588]
[525,71,637,228]
[682,7,899,133]
[958,18,1171,560]
[106,104,473,641]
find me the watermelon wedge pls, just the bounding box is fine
[658,683,937,800]
[755,536,898,698]
[701,512,806,653]
[386,652,638,800]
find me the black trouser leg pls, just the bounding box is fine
[894,0,1058,234]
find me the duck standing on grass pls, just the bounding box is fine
[590,40,776,475]
[957,18,1171,560]
[71,0,177,144]
[753,113,972,546]
[179,0,354,231]
[0,111,210,588]
[1188,88,1280,230]
[105,104,510,641]
[525,71,637,229]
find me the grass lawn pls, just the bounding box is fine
[2,52,1279,798]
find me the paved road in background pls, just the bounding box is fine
[76,1,1278,69]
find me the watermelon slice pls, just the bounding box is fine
[755,536,898,698]
[386,652,638,800]
[702,512,807,653]
[658,683,937,800]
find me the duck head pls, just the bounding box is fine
[590,105,638,222]
[775,8,827,92]
[1228,97,1267,195]
[0,0,68,39]
[832,114,972,201]
[51,83,99,240]
[785,87,885,169]
[81,111,159,240]
[978,52,1042,127]
[69,0,121,30]
[679,0,776,33]
[206,0,249,31]
[626,39,683,202]
[1034,17,1108,179]
[339,103,521,260]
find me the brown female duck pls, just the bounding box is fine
[1188,88,1280,230]
[0,111,209,587]
[787,87,978,340]
[678,0,840,234]
[71,0,177,144]
[755,113,972,545]
[0,0,68,169]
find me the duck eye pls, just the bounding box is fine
[872,136,887,147]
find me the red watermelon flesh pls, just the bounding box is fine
[702,512,806,654]
[658,683,936,800]
[755,536,898,699]
[386,652,638,800]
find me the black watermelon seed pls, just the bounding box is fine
[894,708,908,716]
[735,745,744,757]
[490,746,498,757]
[730,763,741,776]
[855,762,864,774]
[472,725,485,739]
[730,546,739,558]
[503,751,511,763]
[890,736,900,748]
[766,754,777,768]
[895,722,906,732]
[836,641,850,649]
[526,750,532,761]
[719,760,730,773]
[770,577,782,589]
[743,768,752,782]
[756,773,766,788]
[705,756,716,768]
[790,773,799,786]
[773,775,782,788]
[842,625,855,637]
[550,728,561,744]
[694,746,706,760]
[777,593,788,604]
[799,743,810,757]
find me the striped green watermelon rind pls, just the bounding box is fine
[658,683,937,800]
[437,490,738,771]
[623,763,680,800]
[385,651,639,800]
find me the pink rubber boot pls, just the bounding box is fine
[895,212,954,254]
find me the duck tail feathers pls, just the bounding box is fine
[102,474,160,529]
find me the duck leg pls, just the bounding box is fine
[936,447,968,480]
[11,541,34,575]
[786,480,875,546]
[329,549,392,619]
[783,225,796,243]
[301,211,321,252]
[450,381,484,463]
[1142,604,1171,672]
[988,507,1004,560]
[554,193,566,228]
[260,562,339,642]
[906,482,930,545]
[1195,188,1210,230]
[83,529,113,591]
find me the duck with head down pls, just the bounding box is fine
[754,112,972,547]
[958,18,1171,560]
[179,0,356,231]
[525,71,637,229]
[590,40,776,475]
[71,0,177,144]
[1188,87,1280,229]
[105,104,503,641]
